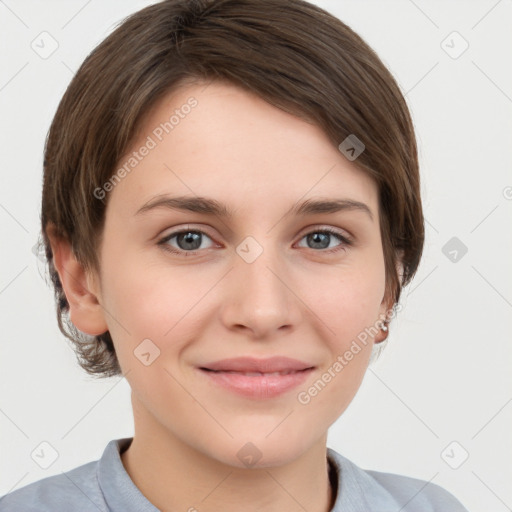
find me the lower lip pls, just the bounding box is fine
[198,368,314,399]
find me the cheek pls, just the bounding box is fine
[97,249,179,363]
[296,267,385,424]
[99,247,220,376]
[307,260,386,343]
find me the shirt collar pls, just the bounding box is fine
[327,447,401,511]
[97,437,160,511]
[97,438,396,512]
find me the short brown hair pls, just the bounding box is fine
[41,0,424,378]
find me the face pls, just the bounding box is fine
[89,80,390,468]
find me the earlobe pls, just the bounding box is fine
[47,226,108,336]
[374,319,389,344]
[375,294,394,344]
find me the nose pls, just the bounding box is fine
[219,238,302,339]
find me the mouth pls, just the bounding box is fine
[199,356,315,374]
[200,368,312,376]
[197,366,315,399]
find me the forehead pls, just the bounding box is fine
[107,80,378,220]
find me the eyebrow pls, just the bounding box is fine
[135,195,373,221]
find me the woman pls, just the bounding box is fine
[0,0,469,510]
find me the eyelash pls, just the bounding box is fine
[157,226,352,257]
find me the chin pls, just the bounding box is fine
[208,432,315,470]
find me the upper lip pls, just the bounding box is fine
[200,356,315,373]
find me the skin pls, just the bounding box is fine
[50,80,394,512]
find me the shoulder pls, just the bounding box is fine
[0,460,106,512]
[327,448,469,511]
[364,468,469,511]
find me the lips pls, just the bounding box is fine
[199,356,315,374]
[197,356,316,399]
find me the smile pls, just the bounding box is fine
[198,367,314,399]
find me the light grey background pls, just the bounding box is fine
[1,1,511,510]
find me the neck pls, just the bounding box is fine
[121,398,336,512]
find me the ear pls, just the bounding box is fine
[374,295,394,344]
[47,225,108,336]
[375,252,404,343]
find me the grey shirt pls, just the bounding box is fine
[0,437,469,511]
